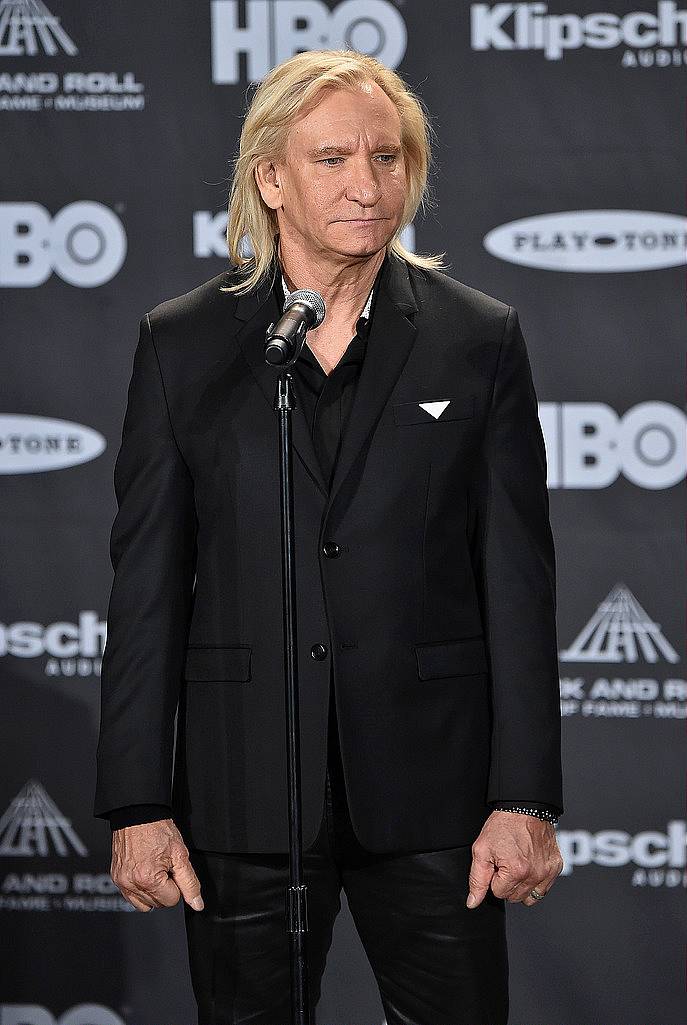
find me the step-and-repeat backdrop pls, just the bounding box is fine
[1,2,684,1023]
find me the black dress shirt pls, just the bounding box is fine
[107,261,561,831]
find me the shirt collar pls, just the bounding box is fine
[279,270,374,323]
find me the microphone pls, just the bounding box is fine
[265,289,326,366]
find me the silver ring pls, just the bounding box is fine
[530,888,546,900]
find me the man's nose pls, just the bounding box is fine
[344,158,382,205]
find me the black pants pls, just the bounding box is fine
[183,687,509,1025]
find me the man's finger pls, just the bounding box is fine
[490,871,525,901]
[506,878,539,903]
[521,867,559,906]
[123,889,155,912]
[146,874,183,908]
[170,848,204,911]
[113,873,160,911]
[466,851,495,908]
[504,865,551,903]
[521,883,549,907]
[488,853,531,900]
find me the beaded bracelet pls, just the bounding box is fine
[492,804,559,824]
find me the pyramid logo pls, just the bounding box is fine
[0,780,88,857]
[419,400,451,420]
[0,0,78,57]
[560,583,679,664]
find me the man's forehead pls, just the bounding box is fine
[286,84,401,150]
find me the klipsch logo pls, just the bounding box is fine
[0,1,146,113]
[484,212,687,272]
[471,3,687,67]
[557,820,687,887]
[1,609,105,678]
[558,585,685,721]
[0,416,105,473]
[0,781,87,858]
[211,0,408,84]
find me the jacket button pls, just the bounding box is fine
[322,541,340,558]
[310,643,328,661]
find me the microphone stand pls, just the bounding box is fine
[268,345,311,1025]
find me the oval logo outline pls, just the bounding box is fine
[0,414,106,474]
[483,210,687,272]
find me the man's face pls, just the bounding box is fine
[260,81,408,262]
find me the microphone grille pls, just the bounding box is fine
[283,289,326,328]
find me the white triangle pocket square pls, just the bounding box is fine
[418,400,451,420]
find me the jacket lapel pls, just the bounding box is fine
[325,252,418,518]
[231,263,330,498]
[229,250,419,513]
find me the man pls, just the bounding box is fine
[95,49,564,1025]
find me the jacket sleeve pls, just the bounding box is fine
[107,803,173,831]
[469,305,563,814]
[93,313,198,819]
[488,800,560,819]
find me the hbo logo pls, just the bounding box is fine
[540,401,685,490]
[211,0,407,83]
[0,202,127,287]
[0,1008,125,1025]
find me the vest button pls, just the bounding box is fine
[322,541,340,558]
[310,643,328,661]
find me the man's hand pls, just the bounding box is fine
[466,810,563,909]
[110,818,204,913]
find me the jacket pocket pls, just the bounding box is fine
[393,395,474,426]
[414,634,488,680]
[184,644,252,682]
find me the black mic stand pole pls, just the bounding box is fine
[270,354,311,1025]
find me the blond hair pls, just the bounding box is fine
[220,49,445,295]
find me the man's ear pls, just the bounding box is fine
[254,159,282,210]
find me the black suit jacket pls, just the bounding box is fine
[93,251,564,854]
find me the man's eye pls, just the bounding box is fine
[318,154,397,166]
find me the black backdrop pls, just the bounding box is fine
[1,2,684,1023]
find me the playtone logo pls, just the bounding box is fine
[0,415,105,473]
[211,0,407,84]
[484,211,687,272]
[471,2,687,65]
[557,821,687,881]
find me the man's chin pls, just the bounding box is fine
[326,229,394,259]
